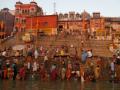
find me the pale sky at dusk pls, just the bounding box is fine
[0,0,120,17]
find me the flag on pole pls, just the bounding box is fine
[1,21,4,29]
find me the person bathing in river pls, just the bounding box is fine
[66,61,72,80]
[19,65,26,80]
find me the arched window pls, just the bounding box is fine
[21,19,26,24]
[59,13,64,19]
[25,10,27,14]
[64,13,68,18]
[15,9,19,14]
[21,28,25,32]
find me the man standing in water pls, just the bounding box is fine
[34,49,39,59]
[12,63,18,80]
[110,60,115,82]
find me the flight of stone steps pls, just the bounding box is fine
[37,36,113,57]
[0,34,113,57]
[85,40,113,57]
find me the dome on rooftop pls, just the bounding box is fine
[16,1,23,5]
[30,1,37,5]
[81,10,91,20]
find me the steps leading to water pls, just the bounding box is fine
[1,35,113,57]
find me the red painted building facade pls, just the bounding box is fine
[26,15,58,35]
[13,1,120,37]
[14,1,43,32]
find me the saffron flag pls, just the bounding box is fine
[1,21,4,29]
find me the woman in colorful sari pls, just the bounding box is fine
[9,66,13,80]
[40,64,47,81]
[66,62,72,80]
[19,66,26,80]
[61,67,66,80]
[66,67,71,80]
[3,67,7,79]
[7,67,11,79]
[94,65,100,80]
[80,65,85,83]
[51,65,58,80]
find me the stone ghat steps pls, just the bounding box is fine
[38,38,111,47]
[1,35,113,57]
[37,37,113,57]
[92,48,113,57]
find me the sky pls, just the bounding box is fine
[0,0,120,17]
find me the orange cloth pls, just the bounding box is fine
[66,68,71,80]
[4,69,7,79]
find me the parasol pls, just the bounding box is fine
[12,45,25,50]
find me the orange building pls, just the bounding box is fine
[13,1,119,37]
[26,15,58,35]
[57,11,105,35]
[14,1,43,32]
[90,12,105,36]
[58,11,91,32]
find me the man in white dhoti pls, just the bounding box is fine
[32,61,38,72]
[34,49,39,59]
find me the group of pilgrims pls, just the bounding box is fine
[0,44,120,83]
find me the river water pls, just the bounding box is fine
[0,80,120,90]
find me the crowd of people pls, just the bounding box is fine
[0,44,120,83]
[0,30,119,82]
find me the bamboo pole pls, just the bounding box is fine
[36,17,38,46]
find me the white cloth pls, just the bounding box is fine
[33,62,38,72]
[2,51,6,56]
[110,62,115,71]
[81,76,85,82]
[34,50,39,59]
[87,51,92,57]
[117,56,120,59]
[44,55,48,61]
[27,62,31,70]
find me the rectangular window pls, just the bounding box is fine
[15,9,19,14]
[15,18,19,23]
[22,10,25,14]
[21,19,26,24]
[42,22,48,26]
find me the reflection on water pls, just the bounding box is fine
[0,80,120,90]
